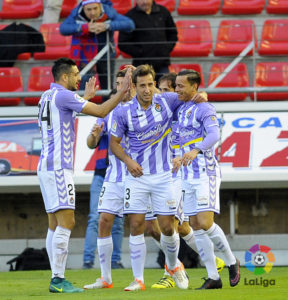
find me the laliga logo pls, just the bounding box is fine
[244,244,276,287]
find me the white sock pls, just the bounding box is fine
[182,227,198,254]
[46,228,54,278]
[129,234,146,283]
[207,223,236,266]
[160,231,179,270]
[194,229,219,280]
[52,226,71,279]
[97,236,113,284]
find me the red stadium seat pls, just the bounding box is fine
[0,67,23,106]
[0,0,43,19]
[171,20,212,57]
[169,64,205,88]
[252,62,288,101]
[0,24,31,60]
[222,0,265,14]
[111,0,132,15]
[60,0,78,18]
[214,20,257,56]
[208,63,249,101]
[155,0,176,12]
[177,0,220,15]
[267,0,288,14]
[24,67,53,106]
[34,23,72,60]
[258,20,288,56]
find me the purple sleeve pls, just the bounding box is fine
[197,103,220,151]
[197,125,220,152]
[110,107,126,138]
[56,90,88,113]
[160,92,182,112]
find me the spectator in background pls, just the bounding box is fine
[118,0,178,83]
[60,0,135,98]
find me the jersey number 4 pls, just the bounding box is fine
[39,101,52,129]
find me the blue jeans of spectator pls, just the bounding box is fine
[83,174,124,264]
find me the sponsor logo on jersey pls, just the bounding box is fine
[74,94,85,103]
[112,120,117,132]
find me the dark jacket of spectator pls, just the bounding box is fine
[118,1,178,70]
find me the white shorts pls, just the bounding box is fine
[145,174,187,222]
[124,171,177,216]
[98,181,124,217]
[145,198,156,221]
[38,169,75,213]
[182,175,221,216]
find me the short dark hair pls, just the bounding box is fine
[109,88,117,97]
[158,72,177,90]
[52,57,77,82]
[132,64,155,84]
[116,69,127,78]
[177,69,201,89]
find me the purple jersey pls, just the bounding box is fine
[171,121,181,179]
[177,102,220,180]
[38,83,87,171]
[111,92,181,175]
[97,105,127,182]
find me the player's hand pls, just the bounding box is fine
[126,158,143,177]
[181,149,200,167]
[91,122,104,137]
[83,76,98,100]
[192,92,208,103]
[121,64,136,72]
[120,68,132,95]
[172,156,181,173]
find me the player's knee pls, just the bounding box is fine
[98,215,112,231]
[130,219,145,235]
[178,222,191,236]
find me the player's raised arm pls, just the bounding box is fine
[81,68,132,118]
[110,135,143,178]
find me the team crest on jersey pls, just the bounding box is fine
[99,199,102,206]
[74,94,85,103]
[125,201,130,209]
[69,197,74,204]
[155,103,162,112]
[211,116,216,121]
[186,110,192,119]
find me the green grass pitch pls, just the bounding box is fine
[0,267,287,300]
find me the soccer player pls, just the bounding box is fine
[83,68,135,290]
[37,58,131,293]
[110,65,205,291]
[150,73,225,289]
[175,69,240,289]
